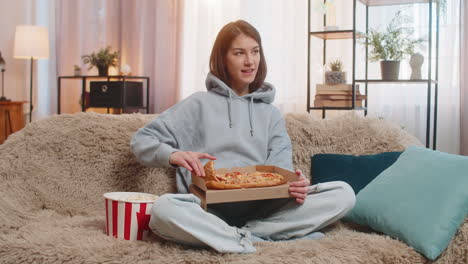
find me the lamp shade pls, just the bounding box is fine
[14,25,49,59]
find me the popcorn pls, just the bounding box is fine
[103,192,158,241]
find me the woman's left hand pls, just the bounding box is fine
[289,169,310,204]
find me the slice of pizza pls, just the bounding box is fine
[203,160,218,182]
[248,172,288,187]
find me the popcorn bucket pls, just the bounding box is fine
[103,192,158,241]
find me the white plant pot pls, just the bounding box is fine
[74,69,82,76]
[325,71,346,85]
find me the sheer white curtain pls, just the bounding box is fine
[179,0,308,113]
[55,0,183,114]
[55,0,122,115]
[4,0,57,121]
[461,1,468,156]
[35,0,57,120]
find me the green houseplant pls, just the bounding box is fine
[82,46,120,76]
[363,11,424,80]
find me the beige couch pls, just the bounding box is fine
[0,112,466,264]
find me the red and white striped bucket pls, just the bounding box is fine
[103,192,158,241]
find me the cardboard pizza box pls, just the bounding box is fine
[190,165,298,210]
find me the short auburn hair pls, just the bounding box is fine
[209,20,267,92]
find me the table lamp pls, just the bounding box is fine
[0,51,8,101]
[14,25,49,122]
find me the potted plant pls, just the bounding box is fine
[82,46,120,76]
[363,11,424,80]
[325,59,346,85]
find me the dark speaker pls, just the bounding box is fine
[89,81,143,108]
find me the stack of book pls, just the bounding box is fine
[314,84,366,107]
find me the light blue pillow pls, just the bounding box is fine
[345,145,468,260]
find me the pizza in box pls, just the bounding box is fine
[202,161,288,189]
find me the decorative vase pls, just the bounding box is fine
[121,64,131,76]
[410,53,424,80]
[97,65,109,76]
[380,61,400,80]
[325,71,346,85]
[74,69,81,76]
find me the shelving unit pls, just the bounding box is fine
[307,0,439,149]
[57,75,150,114]
[310,30,365,40]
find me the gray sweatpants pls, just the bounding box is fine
[149,181,355,253]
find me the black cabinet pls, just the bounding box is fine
[89,81,143,108]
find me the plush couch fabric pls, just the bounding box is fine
[0,112,466,264]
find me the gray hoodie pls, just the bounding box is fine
[131,72,293,194]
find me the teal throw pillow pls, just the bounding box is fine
[311,152,402,194]
[345,145,468,260]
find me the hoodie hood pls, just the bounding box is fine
[205,72,276,136]
[205,72,276,103]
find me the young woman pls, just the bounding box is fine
[131,20,355,253]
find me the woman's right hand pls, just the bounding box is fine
[169,151,217,177]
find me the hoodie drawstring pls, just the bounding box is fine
[227,90,254,136]
[206,73,274,137]
[228,92,233,128]
[248,96,254,136]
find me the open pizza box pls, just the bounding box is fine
[190,165,298,210]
